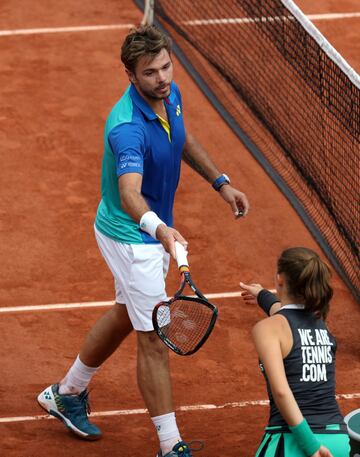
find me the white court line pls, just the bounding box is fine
[0,290,271,314]
[0,23,134,37]
[1,393,359,424]
[0,12,359,37]
[0,300,114,313]
[183,12,360,26]
[308,12,360,21]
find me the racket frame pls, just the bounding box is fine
[152,270,218,356]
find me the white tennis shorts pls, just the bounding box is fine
[94,225,170,331]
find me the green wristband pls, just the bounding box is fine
[289,419,321,456]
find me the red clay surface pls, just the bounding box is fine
[0,1,359,456]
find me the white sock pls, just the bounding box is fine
[58,355,99,395]
[151,412,181,454]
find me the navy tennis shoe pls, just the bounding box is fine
[37,383,102,440]
[157,440,204,457]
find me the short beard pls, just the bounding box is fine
[140,85,170,100]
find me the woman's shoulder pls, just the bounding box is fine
[252,313,288,337]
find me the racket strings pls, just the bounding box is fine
[155,298,215,353]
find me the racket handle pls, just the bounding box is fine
[175,241,189,269]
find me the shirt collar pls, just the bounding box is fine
[129,82,176,121]
[166,81,176,105]
[280,304,305,310]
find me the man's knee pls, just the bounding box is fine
[137,331,168,358]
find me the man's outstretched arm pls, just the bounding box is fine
[182,132,250,217]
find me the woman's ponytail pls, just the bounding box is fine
[278,247,333,319]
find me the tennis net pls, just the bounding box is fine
[135,0,360,301]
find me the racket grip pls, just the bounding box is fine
[175,241,189,269]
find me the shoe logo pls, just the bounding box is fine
[44,391,52,400]
[54,393,65,412]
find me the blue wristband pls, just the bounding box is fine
[212,174,230,191]
[257,289,280,315]
[289,419,321,456]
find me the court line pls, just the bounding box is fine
[308,12,360,21]
[1,393,359,424]
[0,23,134,37]
[183,12,360,26]
[0,290,274,314]
[0,12,359,37]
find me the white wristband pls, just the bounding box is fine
[139,211,166,239]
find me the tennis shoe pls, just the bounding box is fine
[157,440,204,457]
[37,383,102,440]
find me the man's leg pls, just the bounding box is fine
[137,331,185,456]
[58,302,133,394]
[37,303,133,440]
[137,330,173,416]
[73,302,132,376]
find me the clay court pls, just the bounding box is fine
[0,1,359,456]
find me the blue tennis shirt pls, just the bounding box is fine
[95,82,186,244]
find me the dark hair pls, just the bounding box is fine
[277,247,333,319]
[121,25,172,73]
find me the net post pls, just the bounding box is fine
[141,0,155,25]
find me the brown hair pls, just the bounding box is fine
[277,247,333,319]
[121,25,172,73]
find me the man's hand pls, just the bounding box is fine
[219,185,250,218]
[156,225,188,259]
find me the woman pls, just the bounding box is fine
[241,247,350,457]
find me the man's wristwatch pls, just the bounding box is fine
[212,173,230,191]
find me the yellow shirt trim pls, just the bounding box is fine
[157,115,171,142]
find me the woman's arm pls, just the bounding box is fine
[252,317,303,425]
[240,282,281,315]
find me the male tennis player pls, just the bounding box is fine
[37,25,249,456]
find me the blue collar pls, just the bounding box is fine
[129,83,176,121]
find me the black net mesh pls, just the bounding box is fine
[135,0,360,301]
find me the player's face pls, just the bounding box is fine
[131,48,173,100]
